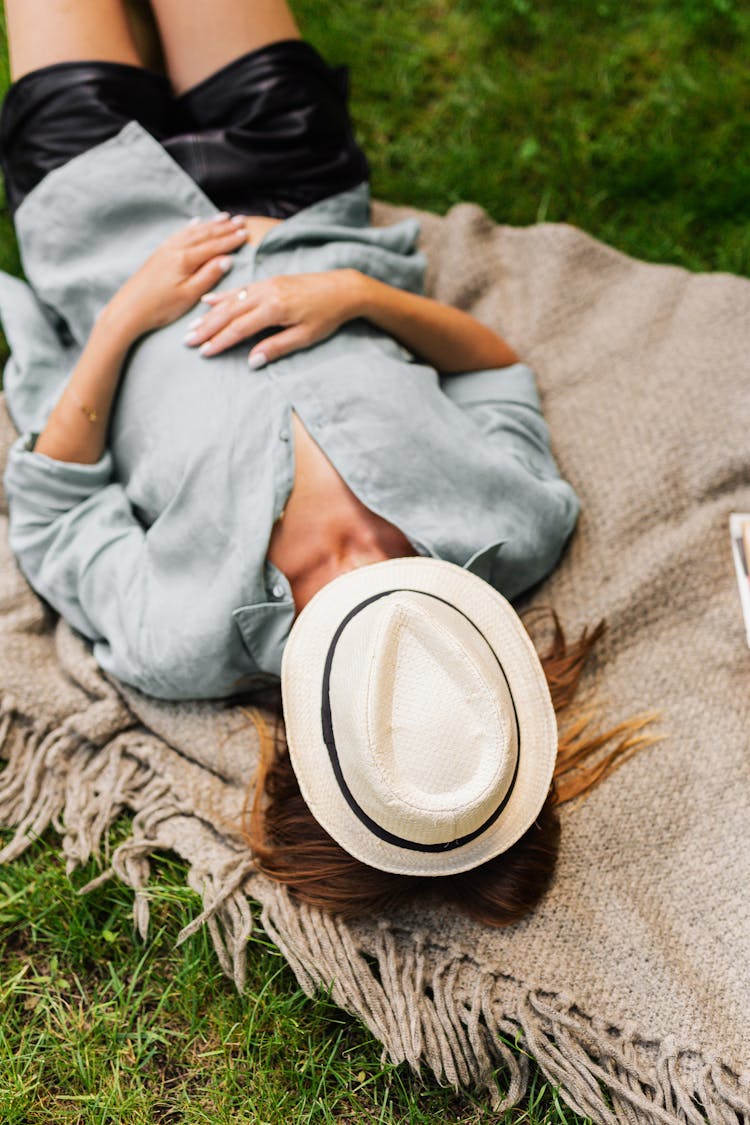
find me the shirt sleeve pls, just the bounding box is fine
[439,362,580,596]
[3,438,234,699]
[439,362,566,482]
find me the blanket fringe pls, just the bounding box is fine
[178,857,256,992]
[2,699,749,1122]
[0,699,89,864]
[258,892,750,1123]
[0,701,255,986]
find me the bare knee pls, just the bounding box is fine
[5,0,143,82]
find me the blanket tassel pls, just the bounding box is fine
[0,700,257,990]
[178,858,257,993]
[2,700,749,1122]
[257,890,750,1124]
[0,700,89,863]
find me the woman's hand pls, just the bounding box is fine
[108,213,249,338]
[182,269,365,367]
[182,267,520,374]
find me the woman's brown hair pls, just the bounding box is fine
[243,610,658,926]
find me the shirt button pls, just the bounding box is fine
[271,583,285,599]
[279,429,289,442]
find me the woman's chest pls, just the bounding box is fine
[266,410,418,611]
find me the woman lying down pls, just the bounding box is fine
[0,0,653,926]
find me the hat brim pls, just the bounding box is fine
[280,557,557,877]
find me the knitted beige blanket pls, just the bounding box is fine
[1,200,748,1123]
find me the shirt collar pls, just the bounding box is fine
[233,598,296,679]
[462,538,506,582]
[233,539,506,678]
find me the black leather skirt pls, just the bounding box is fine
[0,39,369,218]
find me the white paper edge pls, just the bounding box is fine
[729,513,750,649]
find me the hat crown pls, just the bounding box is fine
[330,592,519,847]
[281,556,558,877]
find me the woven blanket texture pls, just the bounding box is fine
[0,198,749,1124]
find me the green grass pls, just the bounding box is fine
[311,0,750,276]
[0,1,747,1120]
[0,830,589,1124]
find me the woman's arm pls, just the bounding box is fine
[186,269,519,373]
[352,273,519,373]
[34,305,138,463]
[3,436,247,698]
[34,213,247,464]
[3,213,255,697]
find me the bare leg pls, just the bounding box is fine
[149,0,301,95]
[5,0,143,81]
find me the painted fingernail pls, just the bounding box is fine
[187,216,202,226]
[187,316,204,329]
[231,215,248,226]
[199,341,215,356]
[183,331,199,345]
[201,292,218,304]
[215,211,230,221]
[218,257,233,271]
[248,351,268,370]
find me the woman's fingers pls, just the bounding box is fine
[248,325,312,367]
[199,285,255,306]
[183,287,261,346]
[183,275,328,363]
[184,211,231,234]
[190,304,275,356]
[187,255,236,297]
[180,213,246,245]
[181,224,247,272]
[171,213,249,277]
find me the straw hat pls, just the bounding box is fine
[280,557,557,877]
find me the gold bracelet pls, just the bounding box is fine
[66,386,98,423]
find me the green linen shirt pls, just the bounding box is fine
[1,121,579,700]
